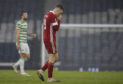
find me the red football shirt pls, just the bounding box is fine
[43,11,60,43]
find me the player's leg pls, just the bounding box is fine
[37,42,49,81]
[19,53,31,76]
[47,53,60,82]
[15,53,30,77]
[13,43,30,76]
[20,43,31,76]
[37,54,56,82]
[19,53,26,74]
[12,43,26,73]
[41,60,49,71]
[12,53,27,74]
[47,53,59,82]
[37,54,55,82]
[38,42,58,82]
[47,40,60,82]
[37,57,50,81]
[37,59,49,80]
[48,54,55,78]
[47,42,58,82]
[38,42,52,72]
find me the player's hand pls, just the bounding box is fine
[58,15,62,21]
[32,34,36,38]
[17,44,20,50]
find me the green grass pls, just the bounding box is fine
[0,70,123,84]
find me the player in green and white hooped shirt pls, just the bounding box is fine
[12,11,36,76]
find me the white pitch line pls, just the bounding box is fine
[61,24,123,28]
[0,63,14,66]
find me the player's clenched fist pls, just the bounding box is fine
[32,34,37,38]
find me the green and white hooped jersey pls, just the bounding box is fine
[16,20,28,43]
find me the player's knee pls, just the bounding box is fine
[48,54,55,63]
[49,58,55,63]
[49,60,55,63]
[22,54,30,59]
[20,53,25,58]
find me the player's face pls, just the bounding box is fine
[23,13,28,20]
[56,9,63,16]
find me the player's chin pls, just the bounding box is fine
[24,18,27,20]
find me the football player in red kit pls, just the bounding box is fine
[37,5,64,82]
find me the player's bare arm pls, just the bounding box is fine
[27,33,36,38]
[16,29,20,50]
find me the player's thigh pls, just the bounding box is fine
[48,54,55,63]
[19,53,30,58]
[17,43,24,56]
[24,54,30,58]
[55,53,59,61]
[24,44,30,58]
[44,42,54,54]
[18,43,29,54]
[19,53,25,58]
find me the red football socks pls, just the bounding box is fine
[41,60,54,78]
[48,62,54,78]
[41,60,49,71]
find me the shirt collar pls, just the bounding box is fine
[50,10,55,15]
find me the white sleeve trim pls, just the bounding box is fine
[52,21,58,26]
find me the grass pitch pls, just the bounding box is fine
[0,70,123,84]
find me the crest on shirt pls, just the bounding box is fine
[55,18,57,21]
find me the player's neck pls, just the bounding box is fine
[21,19,25,22]
[53,10,57,16]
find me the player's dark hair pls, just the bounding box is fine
[20,11,27,16]
[55,4,64,11]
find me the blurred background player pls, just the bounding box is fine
[37,5,64,82]
[12,11,36,76]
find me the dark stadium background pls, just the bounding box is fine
[0,0,123,71]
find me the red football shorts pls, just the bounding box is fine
[44,41,57,54]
